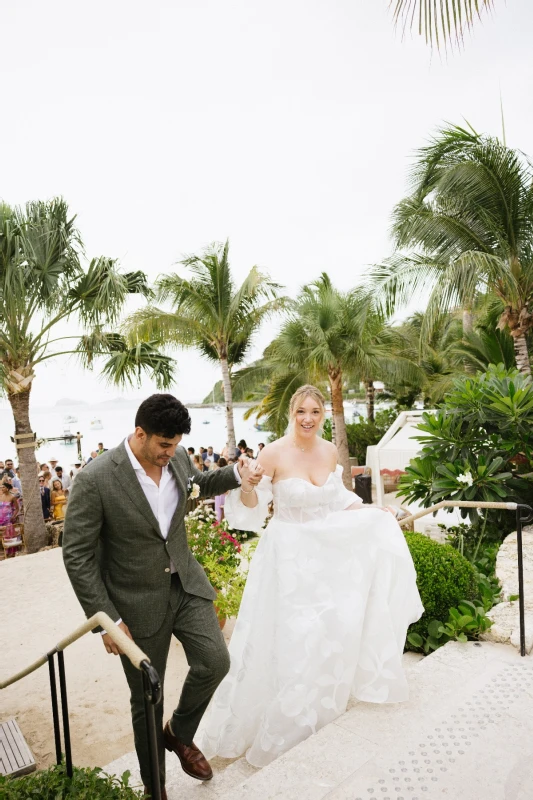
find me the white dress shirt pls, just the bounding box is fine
[102,437,242,632]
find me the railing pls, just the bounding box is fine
[0,612,163,800]
[398,501,533,657]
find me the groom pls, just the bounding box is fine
[63,394,260,799]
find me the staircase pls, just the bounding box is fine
[103,641,533,800]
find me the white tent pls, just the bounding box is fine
[366,410,463,532]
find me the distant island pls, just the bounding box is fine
[54,398,89,407]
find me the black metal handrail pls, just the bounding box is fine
[399,501,533,656]
[0,612,162,800]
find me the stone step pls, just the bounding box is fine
[103,736,259,798]
[216,641,533,800]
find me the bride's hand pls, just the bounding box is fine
[238,457,264,487]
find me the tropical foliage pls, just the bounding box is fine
[370,125,533,375]
[397,365,533,523]
[236,276,419,487]
[0,199,173,552]
[390,0,496,50]
[124,240,284,455]
[0,764,140,799]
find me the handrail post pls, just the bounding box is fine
[47,653,62,765]
[141,660,162,800]
[57,650,73,778]
[515,505,533,657]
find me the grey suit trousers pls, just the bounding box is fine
[120,574,230,787]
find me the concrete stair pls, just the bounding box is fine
[104,642,533,800]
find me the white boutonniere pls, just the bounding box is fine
[187,477,200,499]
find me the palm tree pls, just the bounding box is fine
[390,0,495,49]
[237,277,419,489]
[370,124,533,374]
[0,199,174,552]
[124,240,285,456]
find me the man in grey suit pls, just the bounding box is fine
[63,394,260,799]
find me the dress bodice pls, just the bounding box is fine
[271,465,356,524]
[224,464,358,532]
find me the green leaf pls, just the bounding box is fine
[407,632,424,648]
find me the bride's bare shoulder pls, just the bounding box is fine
[256,437,287,476]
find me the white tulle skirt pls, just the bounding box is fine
[196,507,424,767]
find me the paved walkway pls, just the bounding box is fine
[104,640,533,799]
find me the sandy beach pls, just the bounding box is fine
[0,548,235,771]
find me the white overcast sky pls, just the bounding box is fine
[2,0,532,407]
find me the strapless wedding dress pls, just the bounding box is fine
[196,465,424,768]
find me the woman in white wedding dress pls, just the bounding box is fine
[197,385,424,768]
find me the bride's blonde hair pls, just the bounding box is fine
[288,385,326,435]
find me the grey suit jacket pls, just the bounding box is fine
[62,442,240,638]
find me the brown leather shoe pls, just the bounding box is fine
[143,787,167,800]
[163,720,213,781]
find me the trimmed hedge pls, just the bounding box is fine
[405,532,479,650]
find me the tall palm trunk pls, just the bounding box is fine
[328,368,352,491]
[513,332,531,375]
[364,380,375,423]
[8,386,47,553]
[462,308,474,334]
[220,355,236,455]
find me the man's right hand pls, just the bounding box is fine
[102,621,133,656]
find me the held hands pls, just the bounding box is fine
[102,621,133,656]
[237,456,265,491]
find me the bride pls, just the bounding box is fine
[197,384,424,768]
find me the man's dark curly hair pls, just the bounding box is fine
[135,394,191,438]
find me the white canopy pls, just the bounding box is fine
[366,410,464,530]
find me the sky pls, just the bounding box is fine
[2,0,532,408]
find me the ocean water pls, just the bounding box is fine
[0,402,267,467]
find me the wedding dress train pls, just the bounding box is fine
[196,465,424,767]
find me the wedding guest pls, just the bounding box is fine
[206,446,219,463]
[192,454,204,472]
[214,458,228,522]
[257,443,265,456]
[70,460,83,481]
[204,458,212,473]
[187,447,195,460]
[86,451,98,464]
[42,470,53,489]
[55,466,71,494]
[39,476,51,520]
[49,458,59,479]
[97,443,107,455]
[2,474,21,499]
[1,459,16,479]
[51,479,67,521]
[234,439,247,460]
[0,479,20,557]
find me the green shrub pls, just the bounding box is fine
[0,764,140,798]
[405,532,479,650]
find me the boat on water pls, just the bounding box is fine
[202,420,210,425]
[213,405,224,412]
[90,418,103,430]
[63,414,78,424]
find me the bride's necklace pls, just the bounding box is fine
[292,437,315,453]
